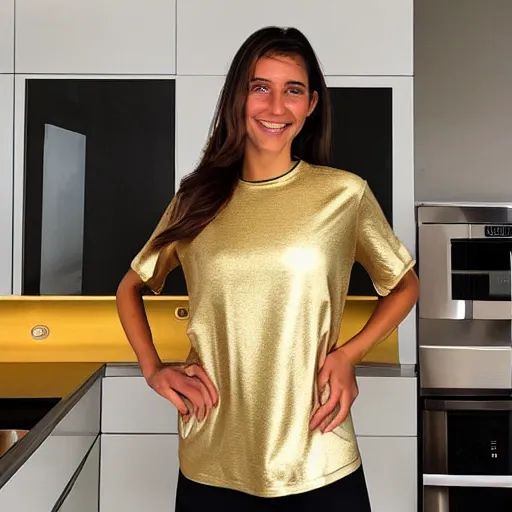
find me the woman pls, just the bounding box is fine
[116,26,419,511]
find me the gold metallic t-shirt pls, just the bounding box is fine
[131,161,415,497]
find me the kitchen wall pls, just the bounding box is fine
[0,0,416,364]
[414,0,512,202]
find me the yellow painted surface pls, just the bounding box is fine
[0,363,102,398]
[0,296,398,396]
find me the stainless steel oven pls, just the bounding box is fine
[423,398,512,511]
[418,203,512,393]
[418,203,512,510]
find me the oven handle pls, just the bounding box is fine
[425,399,512,411]
[424,474,512,488]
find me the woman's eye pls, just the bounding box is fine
[252,85,268,93]
[288,88,303,95]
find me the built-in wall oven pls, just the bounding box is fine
[418,203,512,511]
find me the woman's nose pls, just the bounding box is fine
[269,92,286,116]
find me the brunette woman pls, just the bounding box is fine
[117,26,419,511]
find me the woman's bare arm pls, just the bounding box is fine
[116,269,218,420]
[116,269,162,379]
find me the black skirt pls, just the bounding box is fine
[175,465,372,511]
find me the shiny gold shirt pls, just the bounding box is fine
[131,161,415,497]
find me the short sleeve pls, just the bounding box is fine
[130,195,181,294]
[355,182,415,296]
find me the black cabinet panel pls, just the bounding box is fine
[23,79,177,296]
[329,87,393,296]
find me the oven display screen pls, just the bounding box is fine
[485,225,512,238]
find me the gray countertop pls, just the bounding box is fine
[104,362,416,379]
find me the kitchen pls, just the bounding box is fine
[1,0,511,510]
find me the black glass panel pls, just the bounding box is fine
[448,411,512,475]
[22,78,182,296]
[0,398,60,430]
[329,87,393,296]
[452,273,511,301]
[452,239,512,271]
[449,488,512,511]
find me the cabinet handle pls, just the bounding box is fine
[423,474,512,488]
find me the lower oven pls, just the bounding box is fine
[423,397,512,511]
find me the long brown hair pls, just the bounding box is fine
[151,26,332,251]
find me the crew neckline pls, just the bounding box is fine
[239,160,303,187]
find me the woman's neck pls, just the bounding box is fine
[241,148,295,182]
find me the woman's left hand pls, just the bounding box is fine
[309,347,359,433]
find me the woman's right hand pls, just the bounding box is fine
[145,364,218,422]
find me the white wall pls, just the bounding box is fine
[415,0,512,202]
[0,0,14,73]
[0,74,13,295]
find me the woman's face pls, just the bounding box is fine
[244,54,318,158]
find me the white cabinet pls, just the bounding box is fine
[0,74,13,295]
[102,377,179,434]
[100,435,179,512]
[0,0,14,72]
[358,436,417,512]
[352,374,416,436]
[59,439,100,512]
[353,374,418,511]
[15,0,176,74]
[176,0,413,76]
[175,76,224,188]
[0,434,97,511]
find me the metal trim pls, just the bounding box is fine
[418,204,512,225]
[424,399,512,412]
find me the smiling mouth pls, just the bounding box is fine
[257,120,291,132]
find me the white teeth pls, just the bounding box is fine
[259,121,287,129]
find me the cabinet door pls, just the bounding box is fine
[12,76,178,296]
[358,436,418,512]
[352,375,416,437]
[0,74,13,295]
[176,0,413,76]
[15,0,176,74]
[100,435,179,512]
[0,0,14,72]
[102,377,179,434]
[59,438,100,512]
[175,76,224,189]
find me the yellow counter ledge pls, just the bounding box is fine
[0,295,398,397]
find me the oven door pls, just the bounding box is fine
[452,225,512,320]
[419,223,512,321]
[423,399,512,511]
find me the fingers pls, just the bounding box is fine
[185,377,210,422]
[309,386,340,431]
[173,364,218,422]
[317,365,330,393]
[152,378,189,415]
[149,366,208,420]
[184,364,219,406]
[318,402,339,433]
[323,391,351,433]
